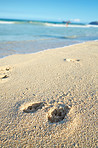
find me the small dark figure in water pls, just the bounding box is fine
[66,21,71,27]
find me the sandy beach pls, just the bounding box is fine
[0,41,97,147]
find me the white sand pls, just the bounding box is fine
[0,41,97,147]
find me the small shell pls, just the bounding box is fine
[64,59,80,62]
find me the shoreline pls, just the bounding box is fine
[0,41,97,147]
[0,39,98,59]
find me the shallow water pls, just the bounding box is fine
[0,20,98,58]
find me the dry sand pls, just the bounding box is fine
[0,41,97,147]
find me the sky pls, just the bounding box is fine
[0,0,98,23]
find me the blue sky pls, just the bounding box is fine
[0,0,98,23]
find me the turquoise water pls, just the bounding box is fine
[0,19,98,58]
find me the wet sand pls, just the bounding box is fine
[0,41,97,147]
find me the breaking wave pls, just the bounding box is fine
[0,19,98,28]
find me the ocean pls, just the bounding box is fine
[0,19,98,58]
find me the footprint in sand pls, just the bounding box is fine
[0,66,11,82]
[0,66,11,72]
[64,58,80,62]
[47,103,71,123]
[20,102,45,113]
[20,101,71,123]
[0,74,9,79]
